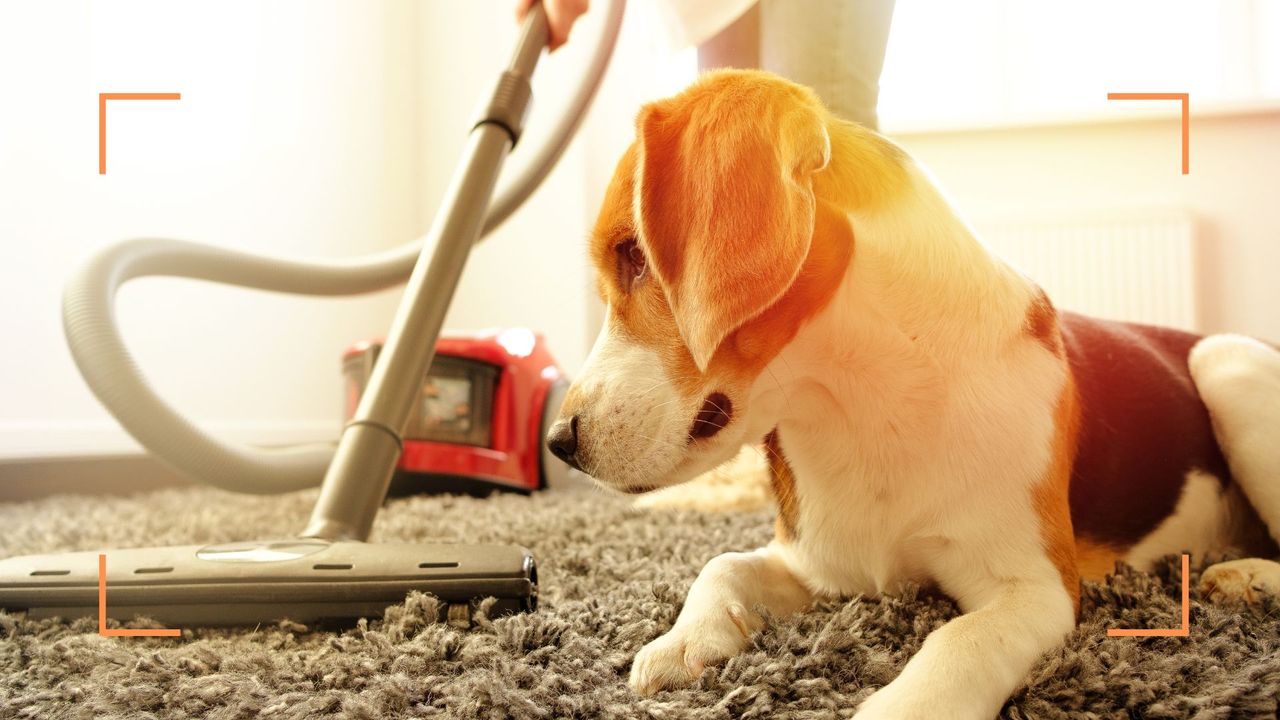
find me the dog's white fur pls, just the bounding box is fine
[558,72,1280,718]
[610,162,1076,717]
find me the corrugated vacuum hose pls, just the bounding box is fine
[0,2,626,628]
[61,0,625,499]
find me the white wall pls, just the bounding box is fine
[0,1,421,457]
[893,109,1280,341]
[0,0,685,461]
[12,1,1268,464]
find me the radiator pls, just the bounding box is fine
[974,210,1198,330]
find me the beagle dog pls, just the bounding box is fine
[545,69,1280,719]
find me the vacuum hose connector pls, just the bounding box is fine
[475,71,534,145]
[63,0,625,495]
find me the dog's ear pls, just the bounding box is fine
[634,78,830,372]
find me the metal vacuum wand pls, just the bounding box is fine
[303,8,549,542]
[0,3,633,628]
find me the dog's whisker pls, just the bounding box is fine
[755,438,785,466]
[699,398,730,415]
[765,364,793,415]
[688,416,733,431]
[632,432,690,453]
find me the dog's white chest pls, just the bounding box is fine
[774,462,942,598]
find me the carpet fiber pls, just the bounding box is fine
[2,480,1278,719]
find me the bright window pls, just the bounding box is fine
[878,0,1280,132]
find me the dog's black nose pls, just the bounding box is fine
[546,416,583,471]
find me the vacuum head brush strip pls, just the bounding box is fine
[0,541,536,627]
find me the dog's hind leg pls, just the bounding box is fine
[1188,334,1280,603]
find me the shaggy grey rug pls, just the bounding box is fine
[2,479,1278,719]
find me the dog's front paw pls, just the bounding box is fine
[628,603,755,695]
[1200,558,1280,605]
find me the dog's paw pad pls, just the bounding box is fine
[1199,558,1280,605]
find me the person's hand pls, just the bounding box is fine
[515,0,589,51]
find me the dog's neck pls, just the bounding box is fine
[813,119,1035,366]
[749,122,1039,457]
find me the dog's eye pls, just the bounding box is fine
[616,238,647,290]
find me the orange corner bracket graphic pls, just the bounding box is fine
[98,554,181,637]
[1106,92,1189,174]
[1106,553,1190,638]
[98,92,181,175]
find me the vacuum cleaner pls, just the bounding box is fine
[0,0,625,627]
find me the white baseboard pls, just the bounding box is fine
[0,420,340,462]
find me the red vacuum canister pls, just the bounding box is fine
[343,328,571,495]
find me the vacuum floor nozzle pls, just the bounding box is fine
[0,540,536,627]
